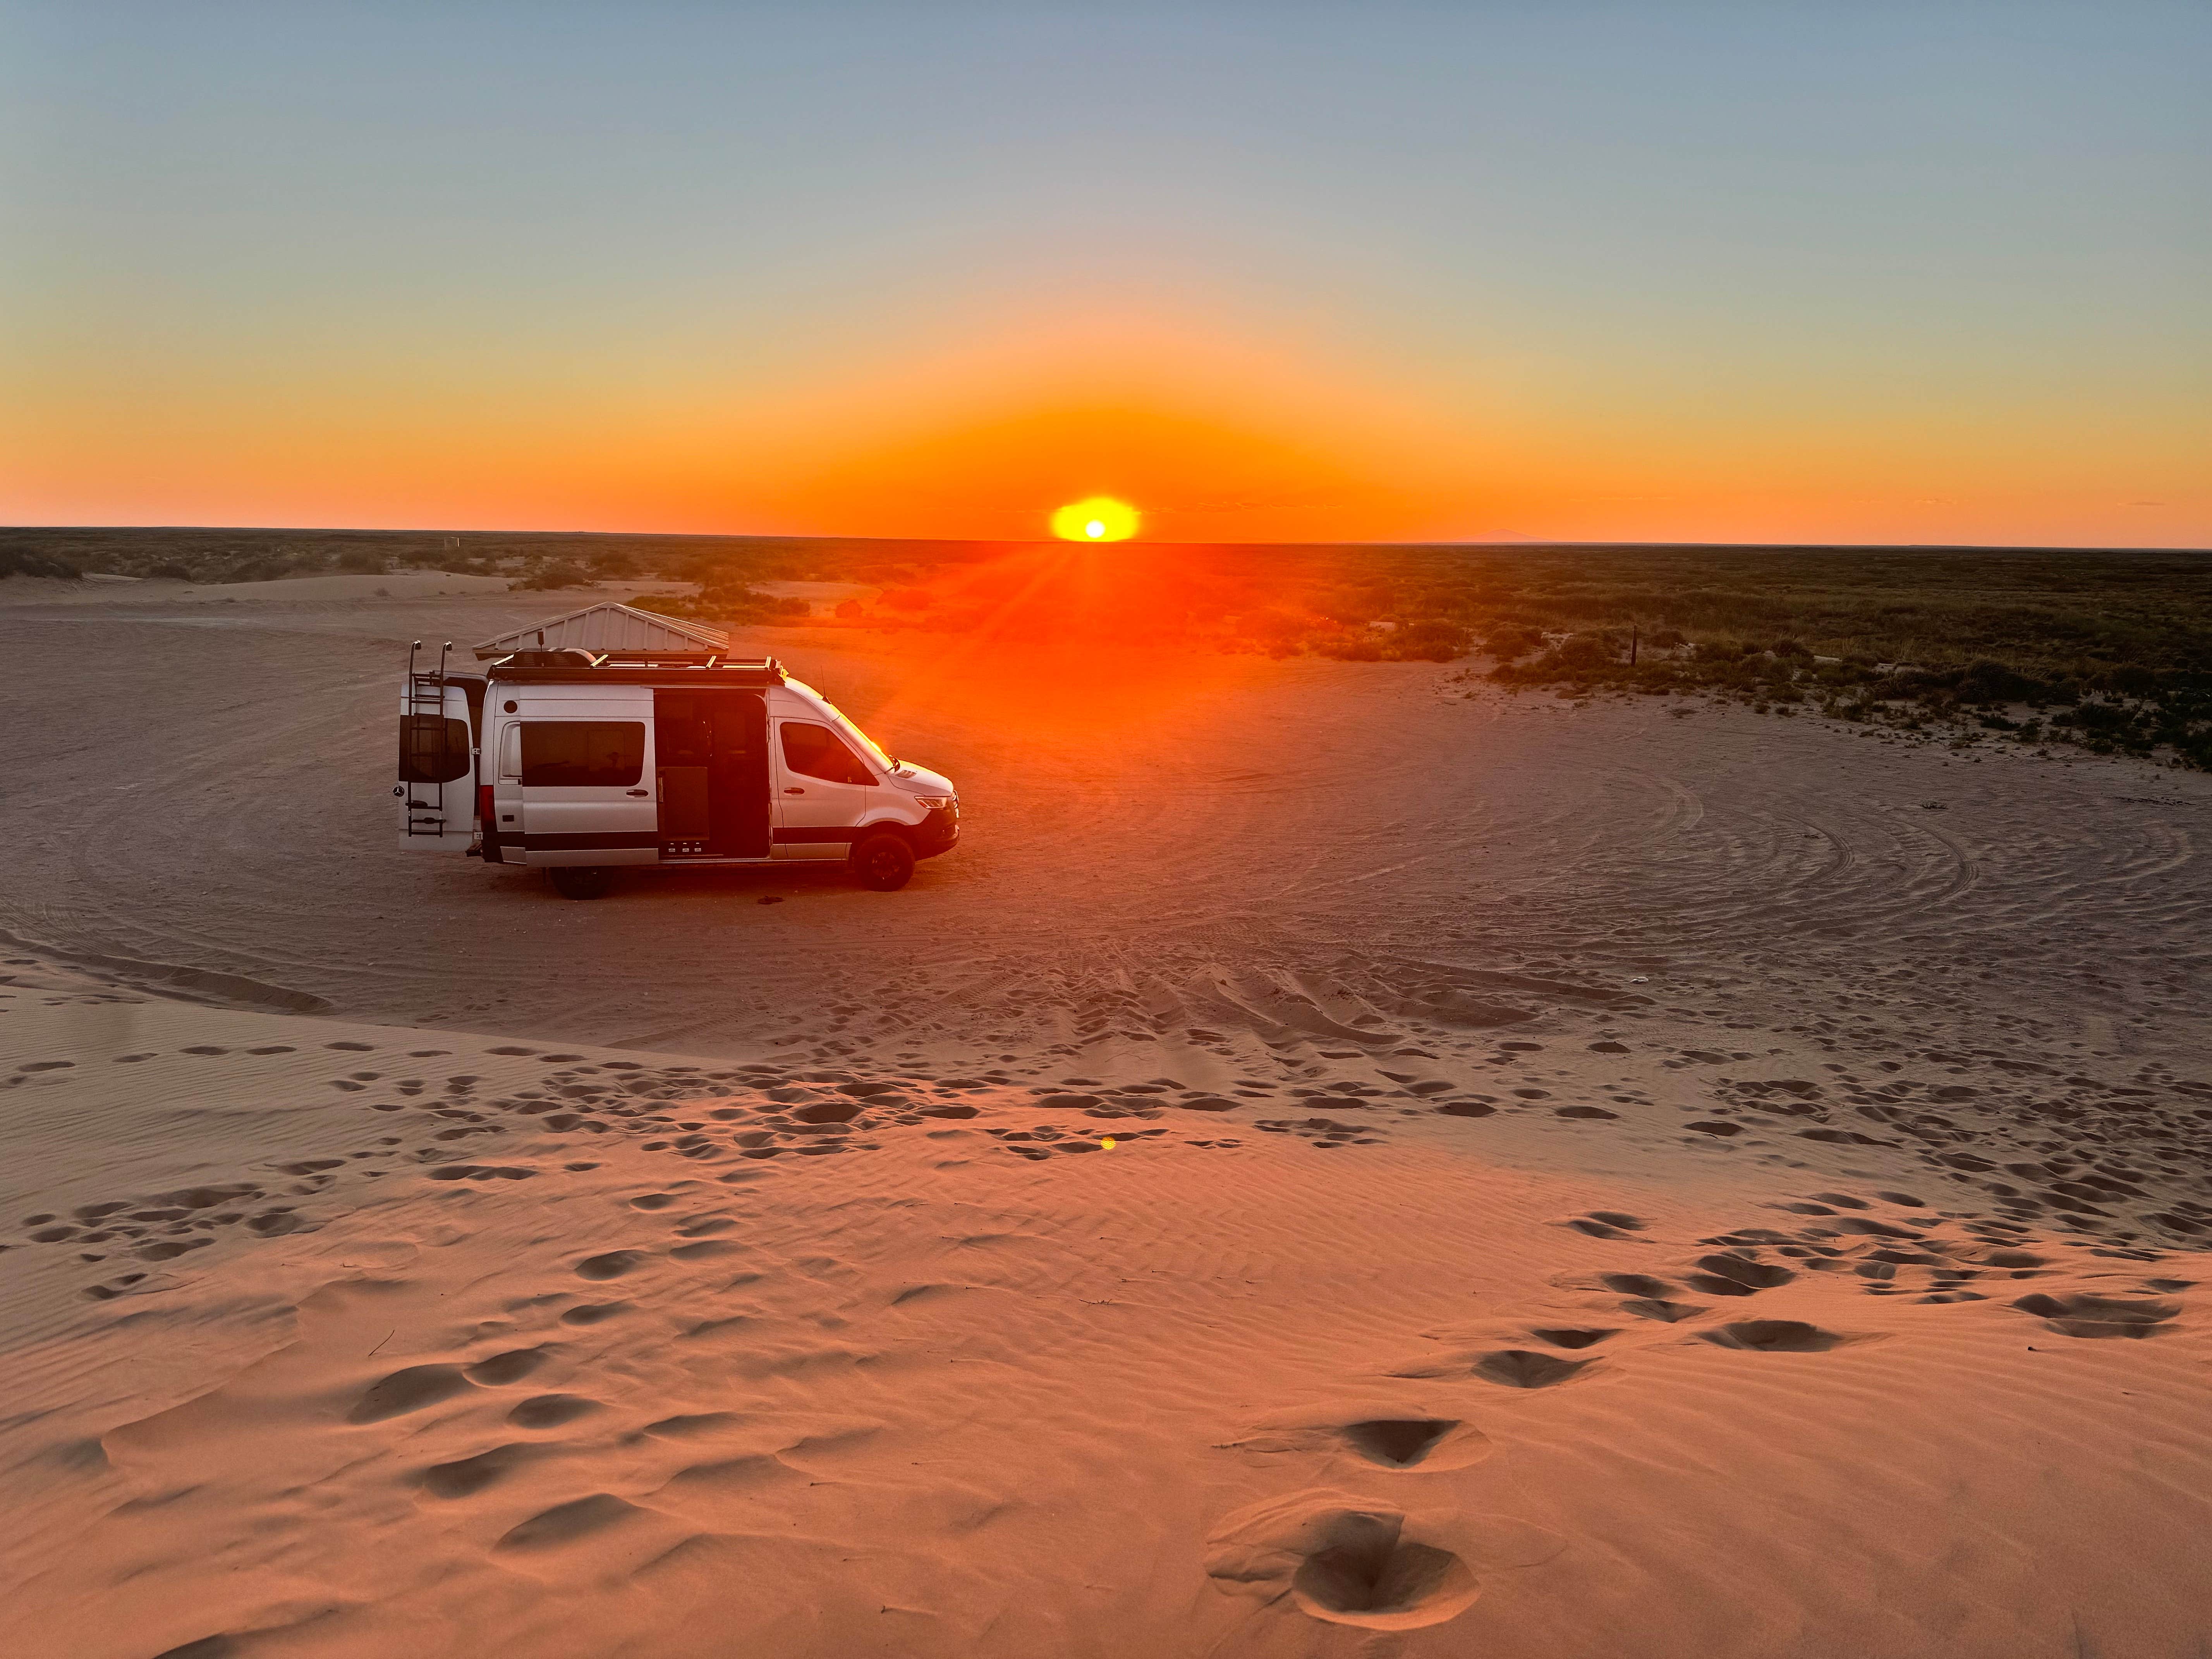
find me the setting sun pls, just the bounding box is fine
[1050,496,1139,542]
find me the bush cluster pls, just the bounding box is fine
[6,529,2205,766]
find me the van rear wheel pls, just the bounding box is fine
[850,832,915,892]
[549,866,613,901]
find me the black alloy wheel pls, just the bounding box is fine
[850,832,916,892]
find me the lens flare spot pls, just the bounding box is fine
[1051,497,1139,542]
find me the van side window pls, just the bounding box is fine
[519,721,645,787]
[398,714,471,783]
[780,721,873,786]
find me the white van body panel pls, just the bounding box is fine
[490,685,659,866]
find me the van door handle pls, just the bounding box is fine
[784,787,805,795]
[626,788,650,797]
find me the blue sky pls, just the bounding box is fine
[5,2,2207,542]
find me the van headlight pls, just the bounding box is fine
[912,795,957,811]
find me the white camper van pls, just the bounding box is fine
[395,614,958,899]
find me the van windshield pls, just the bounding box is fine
[823,703,896,772]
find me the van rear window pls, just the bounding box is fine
[520,721,645,787]
[398,714,472,783]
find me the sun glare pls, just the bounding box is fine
[1050,496,1139,542]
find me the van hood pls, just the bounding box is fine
[887,763,955,798]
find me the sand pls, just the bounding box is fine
[2,575,2209,1658]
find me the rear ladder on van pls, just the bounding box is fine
[397,641,477,850]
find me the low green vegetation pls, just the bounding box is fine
[0,544,82,580]
[1390,544,2212,769]
[8,529,2207,766]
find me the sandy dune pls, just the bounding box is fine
[2,579,2209,1657]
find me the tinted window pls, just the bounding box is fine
[520,721,645,787]
[398,714,471,783]
[780,721,873,786]
[655,693,759,767]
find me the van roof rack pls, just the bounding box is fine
[486,651,787,686]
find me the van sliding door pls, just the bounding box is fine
[515,720,658,866]
[654,690,769,858]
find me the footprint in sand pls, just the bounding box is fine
[640,1412,743,1440]
[560,1301,628,1326]
[496,1492,646,1551]
[1599,1273,1708,1323]
[1564,1211,1646,1239]
[418,1443,536,1498]
[349,1363,477,1424]
[1698,1320,1856,1353]
[1207,1501,1477,1631]
[508,1393,601,1429]
[1228,1417,1493,1473]
[1469,1350,1595,1388]
[1250,1116,1388,1149]
[1620,1296,1707,1322]
[1290,1521,1476,1629]
[575,1249,649,1281]
[1338,1419,1491,1472]
[465,1345,556,1386]
[1206,1495,1565,1632]
[2012,1293,2179,1339]
[1682,1252,1796,1297]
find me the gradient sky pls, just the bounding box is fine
[4,2,2207,545]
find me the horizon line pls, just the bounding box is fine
[7,525,2209,558]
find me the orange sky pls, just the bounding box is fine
[6,7,2207,547]
[12,298,2204,547]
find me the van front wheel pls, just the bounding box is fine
[549,866,613,901]
[850,832,915,892]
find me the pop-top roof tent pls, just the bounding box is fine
[473,601,728,661]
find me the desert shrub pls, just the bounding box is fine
[1242,608,1313,647]
[1547,634,1619,670]
[0,546,79,579]
[1390,618,1472,661]
[1484,624,1548,660]
[1313,587,1382,627]
[1958,659,2040,704]
[2092,664,2160,698]
[337,549,384,574]
[1320,634,1386,661]
[640,585,809,625]
[226,557,301,582]
[513,560,595,590]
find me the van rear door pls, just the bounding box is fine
[396,681,477,851]
[515,716,659,866]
